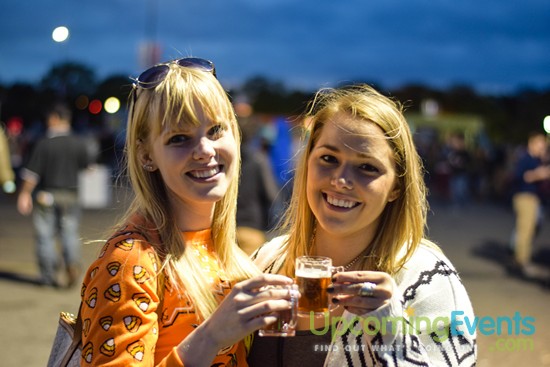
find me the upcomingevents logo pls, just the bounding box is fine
[308,310,535,350]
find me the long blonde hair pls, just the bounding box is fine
[281,84,429,275]
[122,63,259,319]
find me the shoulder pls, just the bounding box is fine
[83,221,162,287]
[395,239,472,308]
[395,239,463,291]
[64,134,88,148]
[251,235,288,273]
[101,230,157,262]
[28,138,48,154]
[398,239,457,275]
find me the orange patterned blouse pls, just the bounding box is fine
[79,216,248,366]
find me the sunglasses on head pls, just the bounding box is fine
[132,57,217,89]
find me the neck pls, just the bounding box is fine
[313,227,373,269]
[171,197,215,232]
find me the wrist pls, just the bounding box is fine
[177,322,221,366]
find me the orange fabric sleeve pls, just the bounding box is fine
[80,232,167,366]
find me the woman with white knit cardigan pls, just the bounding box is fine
[248,84,476,367]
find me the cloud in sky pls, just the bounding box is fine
[1,0,549,93]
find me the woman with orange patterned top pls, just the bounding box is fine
[79,58,295,366]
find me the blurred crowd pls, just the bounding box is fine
[1,107,549,284]
[2,110,549,210]
[417,130,550,208]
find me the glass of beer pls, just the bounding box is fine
[258,284,299,337]
[295,256,343,317]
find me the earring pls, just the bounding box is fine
[143,164,154,171]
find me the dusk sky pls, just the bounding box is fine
[1,0,549,94]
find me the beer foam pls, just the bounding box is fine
[296,269,331,278]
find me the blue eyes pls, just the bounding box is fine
[166,124,226,145]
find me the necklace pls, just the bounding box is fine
[343,248,369,270]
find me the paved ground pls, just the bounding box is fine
[1,191,549,366]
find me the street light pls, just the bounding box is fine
[51,26,70,97]
[52,26,69,43]
[543,115,550,135]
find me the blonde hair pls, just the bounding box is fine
[281,84,429,275]
[122,63,259,319]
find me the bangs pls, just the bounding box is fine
[148,66,235,136]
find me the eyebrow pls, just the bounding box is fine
[315,143,371,159]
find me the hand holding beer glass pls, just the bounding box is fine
[295,256,343,317]
[258,284,299,337]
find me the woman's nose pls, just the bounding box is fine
[192,137,216,160]
[330,167,353,189]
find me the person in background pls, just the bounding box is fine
[445,131,472,209]
[79,57,294,366]
[16,103,90,288]
[236,117,279,255]
[250,84,476,366]
[510,131,550,277]
[0,124,16,194]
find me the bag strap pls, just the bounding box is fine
[60,302,83,367]
[156,271,165,320]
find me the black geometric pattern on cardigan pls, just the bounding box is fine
[366,340,378,366]
[356,331,367,367]
[341,320,358,366]
[431,329,476,366]
[372,332,430,367]
[366,332,430,367]
[357,259,475,367]
[403,335,430,366]
[402,260,458,305]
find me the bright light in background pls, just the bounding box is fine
[104,97,120,114]
[89,99,102,115]
[52,26,70,43]
[544,115,550,134]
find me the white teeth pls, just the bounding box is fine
[190,167,220,178]
[326,194,357,208]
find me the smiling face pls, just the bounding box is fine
[139,105,238,220]
[306,112,400,240]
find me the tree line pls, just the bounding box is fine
[1,61,549,144]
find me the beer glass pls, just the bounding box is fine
[258,284,299,337]
[295,256,343,317]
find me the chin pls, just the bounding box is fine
[201,188,228,202]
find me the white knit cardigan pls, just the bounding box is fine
[252,236,477,367]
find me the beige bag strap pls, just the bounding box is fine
[60,303,83,367]
[156,271,165,320]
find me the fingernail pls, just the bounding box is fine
[327,285,335,293]
[332,297,339,304]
